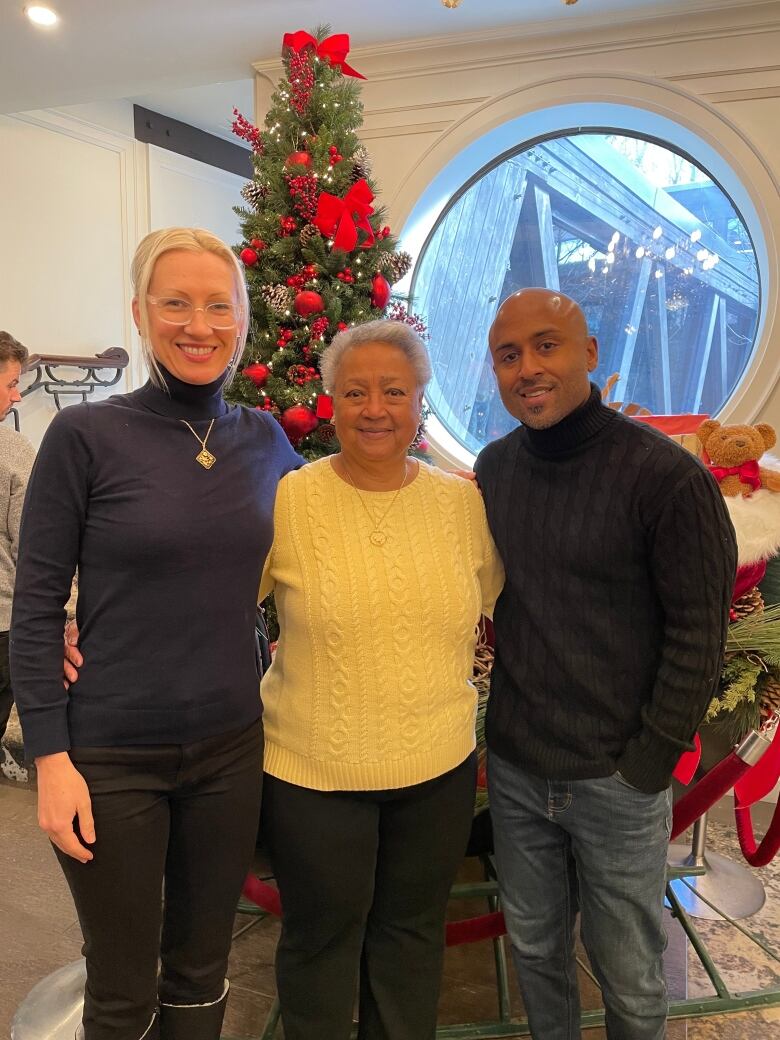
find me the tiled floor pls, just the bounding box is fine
[2,774,780,1038]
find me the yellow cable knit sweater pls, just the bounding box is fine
[259,458,504,791]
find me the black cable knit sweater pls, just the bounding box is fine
[475,386,737,793]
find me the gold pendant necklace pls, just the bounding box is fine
[180,418,217,469]
[341,459,410,547]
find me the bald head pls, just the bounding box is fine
[488,287,598,429]
[490,289,589,347]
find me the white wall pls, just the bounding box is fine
[146,144,243,250]
[0,104,140,445]
[0,102,244,448]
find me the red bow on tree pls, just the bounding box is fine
[282,30,366,79]
[314,180,375,252]
[708,459,761,492]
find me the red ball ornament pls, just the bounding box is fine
[294,290,325,317]
[243,362,270,388]
[370,273,391,309]
[286,151,312,168]
[240,247,259,267]
[280,404,318,445]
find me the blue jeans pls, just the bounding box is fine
[488,752,672,1040]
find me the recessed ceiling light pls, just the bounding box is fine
[25,5,59,27]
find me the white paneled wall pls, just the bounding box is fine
[0,104,245,448]
[146,144,244,251]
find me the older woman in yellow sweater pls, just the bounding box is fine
[260,318,503,1040]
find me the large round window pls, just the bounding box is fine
[409,132,761,456]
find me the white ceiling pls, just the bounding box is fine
[0,0,755,136]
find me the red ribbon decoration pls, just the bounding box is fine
[708,459,761,492]
[732,562,767,606]
[314,179,376,252]
[316,394,334,420]
[282,30,366,79]
[672,732,701,786]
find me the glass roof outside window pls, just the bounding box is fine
[409,133,761,456]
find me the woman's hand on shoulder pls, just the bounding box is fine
[35,752,95,862]
[450,468,483,497]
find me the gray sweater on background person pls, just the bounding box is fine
[0,424,35,631]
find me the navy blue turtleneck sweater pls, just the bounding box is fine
[475,386,737,793]
[11,370,302,759]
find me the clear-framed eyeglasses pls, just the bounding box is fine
[147,295,243,330]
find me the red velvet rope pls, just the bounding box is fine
[734,795,780,866]
[670,750,750,840]
[241,874,507,946]
[242,874,282,917]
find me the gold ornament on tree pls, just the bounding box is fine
[441,0,462,8]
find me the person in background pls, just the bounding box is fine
[11,227,301,1040]
[259,319,504,1040]
[476,288,736,1040]
[0,330,35,783]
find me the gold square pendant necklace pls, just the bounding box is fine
[180,418,217,469]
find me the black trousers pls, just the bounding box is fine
[262,752,477,1040]
[56,720,263,1040]
[0,631,13,741]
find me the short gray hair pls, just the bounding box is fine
[320,319,432,393]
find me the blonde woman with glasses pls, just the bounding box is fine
[11,227,302,1040]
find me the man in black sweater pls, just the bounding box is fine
[475,288,736,1040]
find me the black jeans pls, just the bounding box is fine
[56,720,263,1040]
[0,631,13,742]
[262,752,477,1040]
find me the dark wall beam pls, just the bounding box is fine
[133,106,252,179]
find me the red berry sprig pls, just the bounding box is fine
[289,51,315,115]
[286,264,317,290]
[288,364,319,386]
[231,109,264,154]
[387,302,429,337]
[329,144,344,166]
[377,225,391,240]
[279,215,298,237]
[310,316,330,341]
[336,267,354,284]
[287,174,319,222]
[276,327,294,348]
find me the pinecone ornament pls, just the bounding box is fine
[731,586,764,621]
[261,284,294,317]
[300,223,321,248]
[378,250,413,284]
[315,422,337,445]
[241,181,269,210]
[351,146,372,182]
[759,673,780,717]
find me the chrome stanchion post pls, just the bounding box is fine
[667,722,774,920]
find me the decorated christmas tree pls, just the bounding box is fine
[228,27,420,458]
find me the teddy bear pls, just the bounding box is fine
[697,419,780,498]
